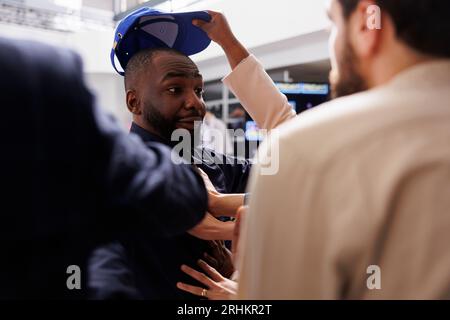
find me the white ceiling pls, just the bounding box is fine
[83,0,114,11]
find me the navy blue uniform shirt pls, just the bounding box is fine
[89,123,251,299]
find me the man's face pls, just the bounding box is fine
[137,51,206,141]
[327,0,368,98]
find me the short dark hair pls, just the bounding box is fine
[338,0,450,58]
[124,47,184,90]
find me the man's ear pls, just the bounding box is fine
[126,90,142,115]
[349,0,382,59]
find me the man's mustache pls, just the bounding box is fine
[177,110,205,119]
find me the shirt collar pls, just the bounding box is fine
[129,122,218,165]
[130,122,170,146]
[388,59,450,90]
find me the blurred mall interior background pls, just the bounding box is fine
[0,0,332,157]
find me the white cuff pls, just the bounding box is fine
[222,54,258,85]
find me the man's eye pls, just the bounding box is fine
[168,87,181,94]
[195,88,204,97]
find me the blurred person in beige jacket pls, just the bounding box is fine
[192,0,450,299]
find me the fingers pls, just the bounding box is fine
[196,168,218,194]
[207,240,226,256]
[192,10,223,30]
[180,264,214,288]
[176,282,206,298]
[205,10,221,16]
[237,205,248,218]
[197,168,208,179]
[207,239,220,250]
[198,259,224,282]
[192,19,207,29]
[203,252,218,269]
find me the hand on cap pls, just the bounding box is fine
[193,10,250,70]
[192,10,238,49]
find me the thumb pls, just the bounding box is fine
[192,19,207,28]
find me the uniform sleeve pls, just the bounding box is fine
[222,156,252,194]
[222,55,296,130]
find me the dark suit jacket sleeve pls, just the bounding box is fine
[1,37,207,239]
[84,83,207,239]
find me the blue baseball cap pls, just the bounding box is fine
[111,7,211,76]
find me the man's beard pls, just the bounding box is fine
[143,102,203,149]
[330,37,369,99]
[143,102,177,142]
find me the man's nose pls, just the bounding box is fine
[184,91,205,115]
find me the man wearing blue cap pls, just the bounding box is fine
[89,8,249,300]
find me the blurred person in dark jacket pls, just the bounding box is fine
[0,37,208,299]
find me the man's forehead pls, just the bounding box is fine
[152,53,201,79]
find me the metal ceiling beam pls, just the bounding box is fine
[0,0,114,32]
